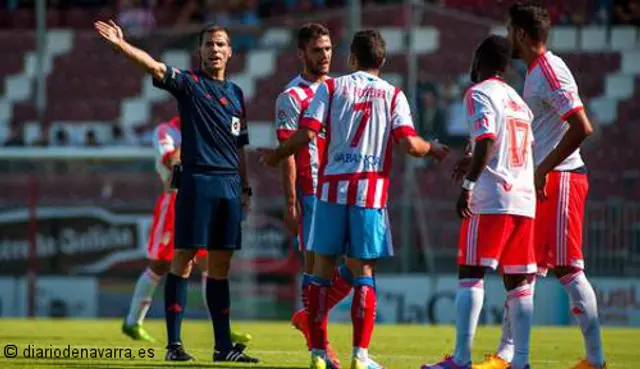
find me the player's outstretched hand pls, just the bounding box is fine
[94,20,124,47]
[456,189,473,219]
[257,148,281,167]
[451,154,472,183]
[429,141,450,161]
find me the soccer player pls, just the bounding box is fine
[421,35,536,369]
[475,4,607,369]
[261,29,449,369]
[94,20,259,363]
[121,116,251,346]
[275,23,355,368]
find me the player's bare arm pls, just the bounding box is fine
[452,141,473,182]
[238,147,251,213]
[535,109,593,199]
[397,136,449,160]
[457,138,495,219]
[94,20,167,81]
[281,156,299,235]
[259,128,316,167]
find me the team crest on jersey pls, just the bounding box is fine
[231,116,241,136]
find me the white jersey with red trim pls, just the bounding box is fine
[274,75,327,195]
[523,51,585,171]
[464,77,536,218]
[153,120,181,184]
[300,70,417,209]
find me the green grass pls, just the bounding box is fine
[0,319,637,368]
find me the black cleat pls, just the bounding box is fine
[165,343,195,362]
[213,343,259,363]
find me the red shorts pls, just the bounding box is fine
[458,214,536,274]
[147,192,207,262]
[535,171,588,273]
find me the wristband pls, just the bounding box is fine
[462,179,476,191]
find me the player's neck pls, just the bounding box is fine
[301,71,327,84]
[203,67,225,81]
[358,69,380,77]
[523,44,548,68]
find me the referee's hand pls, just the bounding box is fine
[257,148,280,167]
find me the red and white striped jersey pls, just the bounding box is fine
[464,77,536,218]
[153,116,181,185]
[300,71,417,209]
[523,51,585,171]
[275,75,327,195]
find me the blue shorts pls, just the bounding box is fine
[294,195,317,251]
[307,200,393,260]
[175,172,242,251]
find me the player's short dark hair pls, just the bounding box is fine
[476,35,512,74]
[509,2,551,44]
[297,23,330,50]
[198,24,231,46]
[350,29,386,70]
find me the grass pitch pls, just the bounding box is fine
[0,319,638,368]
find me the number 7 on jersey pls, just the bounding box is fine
[350,101,372,147]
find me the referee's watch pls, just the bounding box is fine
[243,187,253,196]
[462,179,476,191]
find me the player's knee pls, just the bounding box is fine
[458,265,486,280]
[346,258,375,278]
[149,260,171,276]
[170,250,196,277]
[503,273,533,291]
[552,266,581,279]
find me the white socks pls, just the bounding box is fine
[125,268,162,326]
[497,279,536,362]
[353,347,369,362]
[454,278,485,366]
[507,284,534,369]
[560,271,605,368]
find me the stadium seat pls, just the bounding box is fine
[580,27,607,51]
[610,26,638,51]
[549,26,578,52]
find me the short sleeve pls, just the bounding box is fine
[274,92,302,142]
[300,80,333,133]
[541,75,584,121]
[152,65,196,97]
[153,124,177,164]
[236,86,249,148]
[464,88,497,142]
[390,88,417,142]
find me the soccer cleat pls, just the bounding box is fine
[506,366,530,369]
[473,354,510,369]
[165,343,195,361]
[121,322,156,343]
[570,359,608,369]
[311,355,328,369]
[292,308,312,349]
[230,329,253,345]
[351,357,385,369]
[213,343,259,363]
[421,355,471,369]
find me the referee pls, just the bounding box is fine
[95,20,258,363]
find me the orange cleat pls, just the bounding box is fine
[570,359,608,369]
[291,309,312,349]
[291,309,341,368]
[472,354,510,369]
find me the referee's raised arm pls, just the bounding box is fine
[94,20,167,81]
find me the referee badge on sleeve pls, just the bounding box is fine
[231,117,241,136]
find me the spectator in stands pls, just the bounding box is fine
[3,124,24,147]
[202,0,233,27]
[442,77,467,146]
[52,128,70,147]
[416,89,446,140]
[86,129,100,147]
[117,0,156,38]
[231,0,261,50]
[613,0,640,26]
